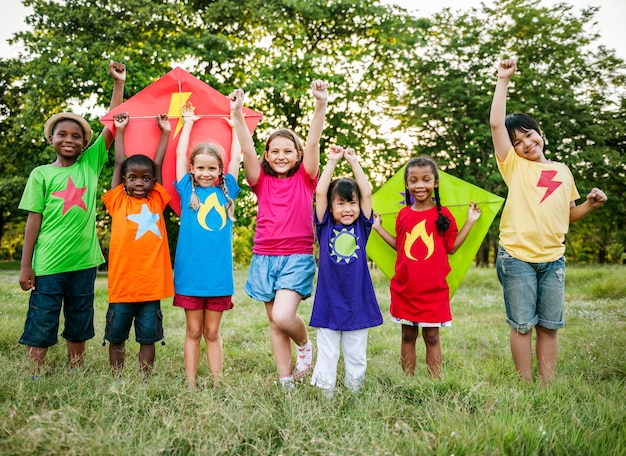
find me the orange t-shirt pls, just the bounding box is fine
[103,183,174,303]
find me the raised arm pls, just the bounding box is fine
[176,102,199,182]
[490,59,516,162]
[229,89,261,185]
[103,61,127,149]
[302,80,328,178]
[372,213,397,250]
[315,145,344,221]
[224,117,242,178]
[450,202,481,254]
[111,112,129,188]
[154,113,171,184]
[344,147,372,218]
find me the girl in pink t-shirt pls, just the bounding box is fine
[229,82,328,389]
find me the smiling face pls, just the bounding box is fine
[511,128,546,162]
[190,153,221,188]
[405,164,438,207]
[330,193,360,225]
[49,119,87,165]
[264,135,300,178]
[123,163,156,198]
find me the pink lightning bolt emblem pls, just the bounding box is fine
[537,170,562,203]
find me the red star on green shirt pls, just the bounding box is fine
[52,177,87,214]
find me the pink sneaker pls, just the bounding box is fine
[294,341,314,381]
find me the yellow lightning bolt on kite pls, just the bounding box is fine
[197,193,227,231]
[404,220,434,261]
[168,92,192,138]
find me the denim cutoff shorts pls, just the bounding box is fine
[19,267,97,347]
[104,301,164,344]
[245,253,316,302]
[496,246,565,333]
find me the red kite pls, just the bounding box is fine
[100,67,262,214]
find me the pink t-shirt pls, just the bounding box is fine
[249,165,317,255]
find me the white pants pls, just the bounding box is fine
[310,327,368,392]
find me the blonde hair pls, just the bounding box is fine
[188,142,235,221]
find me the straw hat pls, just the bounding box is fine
[44,112,93,145]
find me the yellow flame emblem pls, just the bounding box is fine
[404,220,434,261]
[197,193,226,231]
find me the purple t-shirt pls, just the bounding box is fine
[310,209,383,331]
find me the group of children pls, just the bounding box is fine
[17,59,607,391]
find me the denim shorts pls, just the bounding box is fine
[104,301,164,344]
[19,267,97,347]
[245,253,316,302]
[496,246,565,333]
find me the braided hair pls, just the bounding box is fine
[404,156,450,236]
[188,142,235,221]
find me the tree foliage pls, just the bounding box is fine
[0,0,623,263]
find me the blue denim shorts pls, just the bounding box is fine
[104,301,164,344]
[19,267,97,347]
[496,246,565,333]
[245,253,316,302]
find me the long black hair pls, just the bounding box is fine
[404,156,450,236]
[504,113,543,144]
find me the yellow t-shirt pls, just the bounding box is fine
[497,148,580,263]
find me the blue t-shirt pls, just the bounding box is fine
[310,210,383,331]
[174,173,240,297]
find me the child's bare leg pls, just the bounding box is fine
[184,309,204,390]
[203,310,224,386]
[139,343,155,377]
[536,326,558,384]
[510,328,533,383]
[422,327,441,378]
[27,346,47,374]
[400,325,419,376]
[109,342,125,375]
[265,301,296,379]
[66,340,85,369]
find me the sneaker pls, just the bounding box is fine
[279,376,295,392]
[294,341,314,381]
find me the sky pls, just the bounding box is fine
[0,0,625,60]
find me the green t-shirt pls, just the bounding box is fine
[19,134,108,275]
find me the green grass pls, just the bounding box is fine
[0,265,624,455]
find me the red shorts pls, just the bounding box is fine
[173,294,233,312]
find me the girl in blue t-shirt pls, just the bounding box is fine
[173,101,241,390]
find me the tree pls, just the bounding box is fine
[394,0,626,263]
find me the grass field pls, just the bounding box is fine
[0,264,624,455]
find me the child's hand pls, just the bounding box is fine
[223,117,235,129]
[373,212,383,229]
[109,61,126,82]
[156,113,171,132]
[344,147,358,165]
[585,187,607,208]
[229,88,245,112]
[327,144,344,162]
[113,112,129,130]
[497,59,516,80]
[466,202,482,223]
[181,101,200,125]
[310,80,328,103]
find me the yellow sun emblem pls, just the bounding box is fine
[329,227,360,263]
